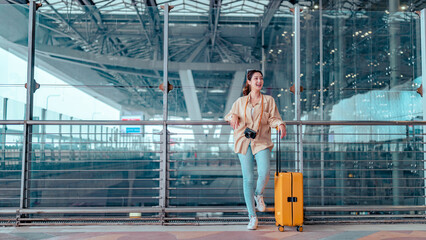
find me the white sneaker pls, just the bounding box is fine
[254,195,266,212]
[247,216,258,230]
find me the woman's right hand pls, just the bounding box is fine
[230,114,240,130]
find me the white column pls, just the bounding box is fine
[294,4,302,173]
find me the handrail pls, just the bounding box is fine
[1,205,424,215]
[1,120,426,125]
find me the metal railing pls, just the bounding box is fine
[0,120,425,226]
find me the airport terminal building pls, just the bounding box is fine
[0,0,426,226]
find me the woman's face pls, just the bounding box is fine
[248,72,263,92]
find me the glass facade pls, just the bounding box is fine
[0,1,425,223]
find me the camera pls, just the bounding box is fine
[244,128,257,139]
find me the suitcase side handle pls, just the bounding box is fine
[287,197,298,202]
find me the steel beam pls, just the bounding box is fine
[131,0,152,47]
[209,0,222,51]
[34,44,261,71]
[185,37,209,63]
[258,0,284,34]
[42,0,90,45]
[145,0,162,56]
[79,0,104,30]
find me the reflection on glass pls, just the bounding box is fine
[0,124,23,208]
[0,44,27,120]
[304,125,424,207]
[0,4,28,208]
[321,11,421,121]
[29,124,161,207]
[33,5,164,120]
[168,125,241,207]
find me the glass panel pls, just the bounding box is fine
[0,3,28,208]
[300,10,321,120]
[303,124,424,208]
[0,124,23,208]
[323,11,421,121]
[167,8,262,121]
[29,124,161,207]
[301,9,423,211]
[264,8,295,121]
[262,9,300,198]
[168,124,242,207]
[0,4,28,120]
[34,6,163,120]
[168,125,296,209]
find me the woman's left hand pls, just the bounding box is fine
[278,124,286,139]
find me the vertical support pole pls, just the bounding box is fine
[79,125,82,161]
[70,116,73,148]
[2,98,8,169]
[20,0,36,209]
[319,0,325,206]
[294,4,303,173]
[69,117,73,160]
[106,127,109,149]
[41,108,46,162]
[160,3,170,223]
[420,8,426,208]
[100,124,103,146]
[114,127,118,149]
[58,114,62,161]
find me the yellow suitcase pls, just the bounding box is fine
[274,133,304,232]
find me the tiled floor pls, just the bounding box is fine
[0,224,425,240]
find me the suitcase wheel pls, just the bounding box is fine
[297,226,303,232]
[278,226,284,232]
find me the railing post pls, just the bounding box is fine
[58,114,62,161]
[160,3,170,224]
[420,8,426,208]
[1,98,7,169]
[294,3,303,173]
[20,0,36,210]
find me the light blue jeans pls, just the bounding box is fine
[237,144,271,218]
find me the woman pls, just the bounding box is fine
[225,70,286,230]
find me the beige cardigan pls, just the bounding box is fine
[225,94,285,155]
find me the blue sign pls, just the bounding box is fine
[126,127,141,133]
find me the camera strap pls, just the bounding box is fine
[244,94,264,132]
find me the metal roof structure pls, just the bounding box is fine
[1,0,425,120]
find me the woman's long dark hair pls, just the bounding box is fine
[243,70,263,96]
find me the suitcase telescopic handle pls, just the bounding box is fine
[276,129,281,174]
[276,128,287,174]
